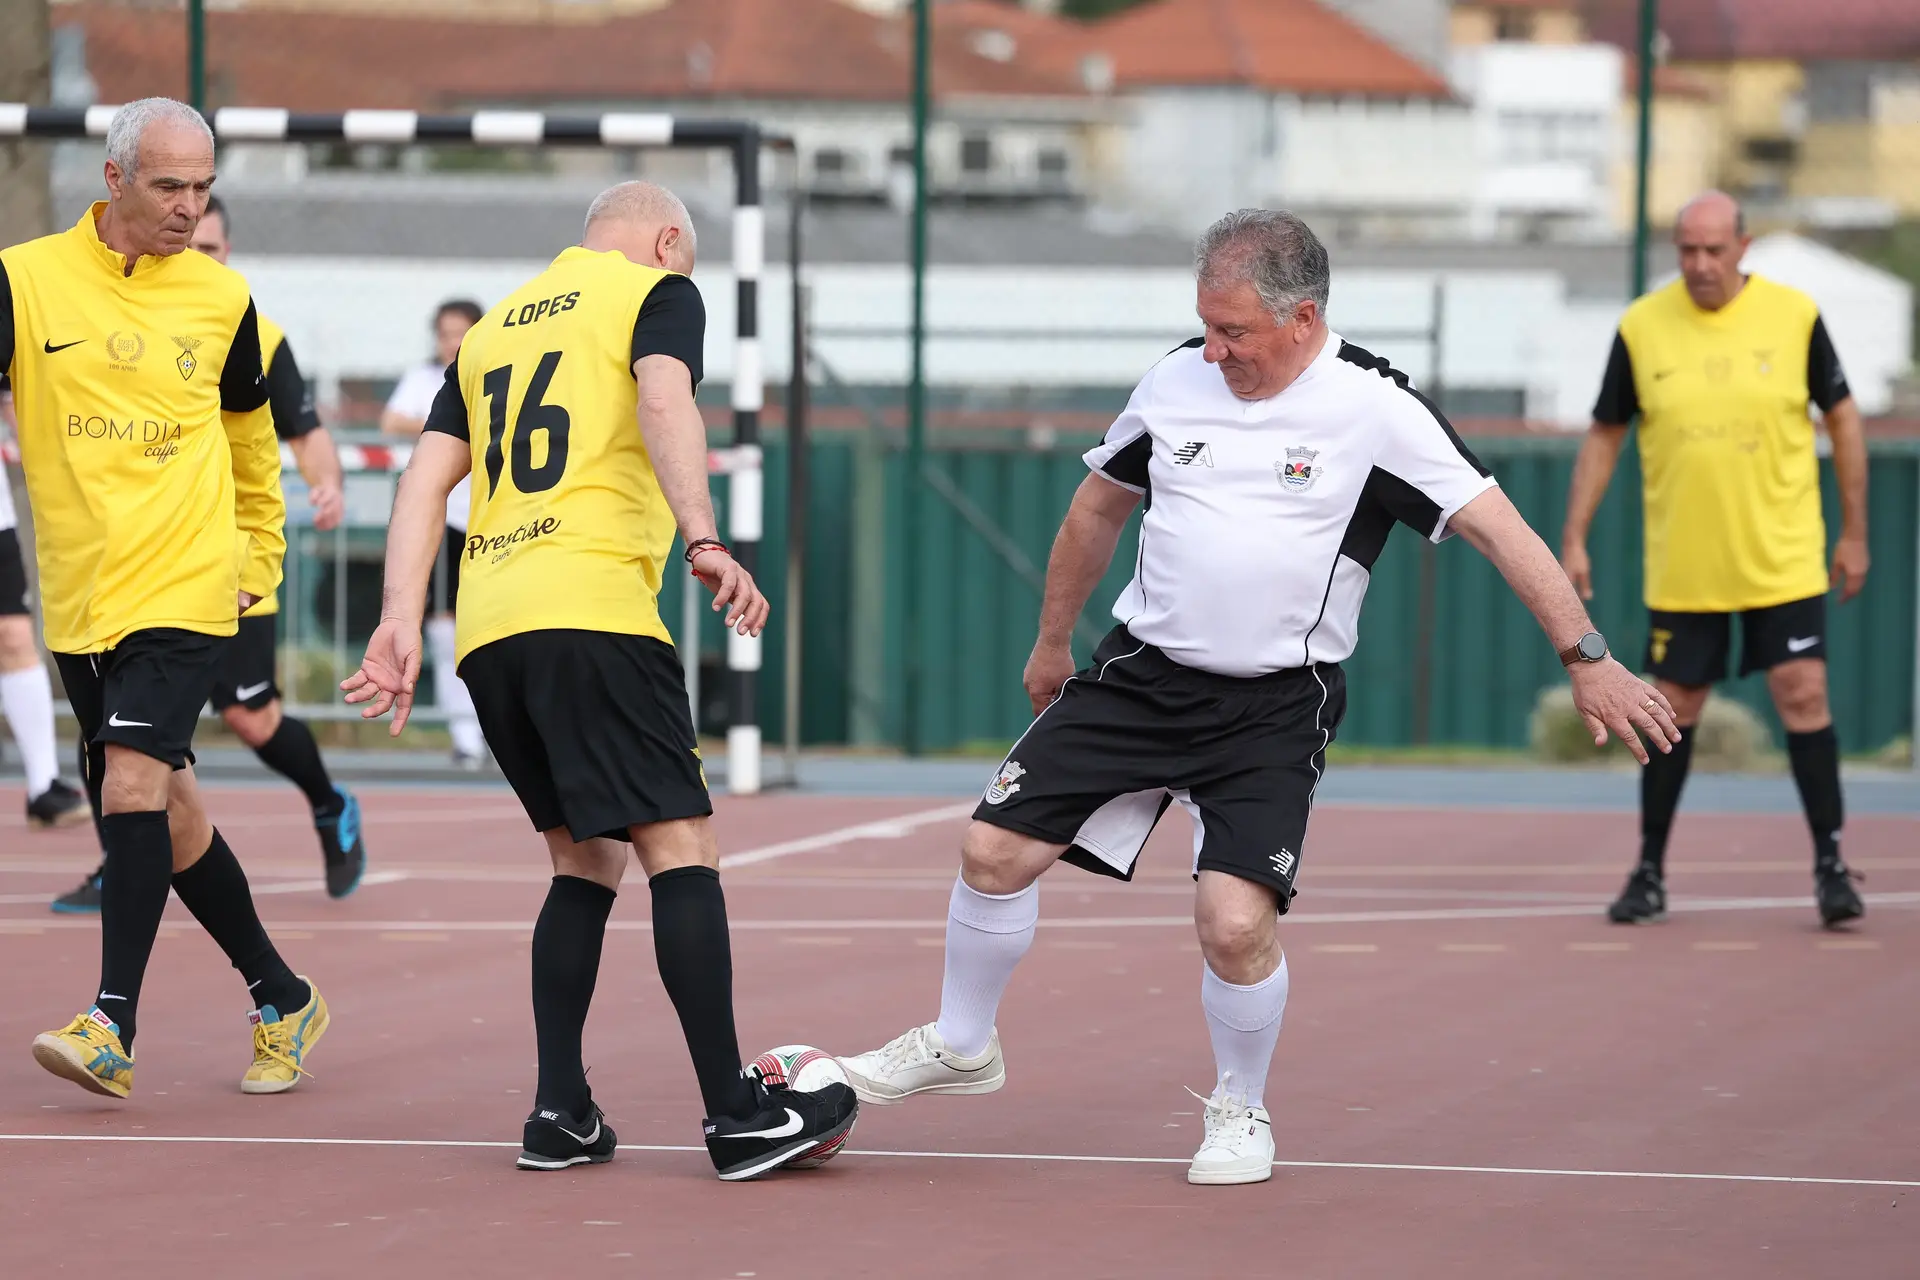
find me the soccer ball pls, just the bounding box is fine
[750,1044,853,1168]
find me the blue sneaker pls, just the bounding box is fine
[317,787,366,900]
[51,865,104,914]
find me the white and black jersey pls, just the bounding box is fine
[1085,334,1497,677]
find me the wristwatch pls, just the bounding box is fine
[1558,631,1608,667]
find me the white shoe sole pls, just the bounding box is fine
[1187,1161,1274,1186]
[841,1061,1005,1107]
[32,1035,127,1098]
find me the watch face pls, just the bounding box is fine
[1579,632,1608,661]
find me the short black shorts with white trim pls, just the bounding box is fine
[1645,594,1827,686]
[209,612,280,710]
[973,626,1346,912]
[54,628,228,771]
[460,628,711,842]
[0,527,28,617]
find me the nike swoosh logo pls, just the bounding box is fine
[1786,636,1819,653]
[555,1119,601,1146]
[106,712,153,728]
[235,682,272,701]
[720,1109,804,1141]
[1653,369,1674,380]
[98,991,125,1002]
[44,339,87,354]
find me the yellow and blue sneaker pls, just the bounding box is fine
[241,978,329,1095]
[32,1007,135,1098]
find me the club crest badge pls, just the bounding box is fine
[985,759,1025,805]
[1277,446,1320,493]
[172,336,203,381]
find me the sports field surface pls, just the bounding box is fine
[1,771,1914,1277]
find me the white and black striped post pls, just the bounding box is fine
[0,103,771,792]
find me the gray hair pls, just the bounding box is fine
[105,97,214,180]
[1195,208,1330,321]
[584,180,697,253]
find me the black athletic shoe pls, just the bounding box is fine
[316,786,366,900]
[1816,860,1865,929]
[26,779,89,830]
[1607,864,1667,924]
[516,1101,618,1171]
[704,1077,860,1182]
[51,863,105,915]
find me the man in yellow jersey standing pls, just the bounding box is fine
[188,194,367,897]
[344,181,857,1178]
[2,98,329,1099]
[1561,191,1869,928]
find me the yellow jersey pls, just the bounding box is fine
[246,311,320,621]
[1,204,285,653]
[421,246,707,665]
[1594,275,1849,613]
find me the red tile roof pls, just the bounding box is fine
[1088,0,1453,99]
[1582,0,1920,61]
[54,0,1090,112]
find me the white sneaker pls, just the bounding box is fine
[838,1022,1005,1106]
[1186,1078,1274,1186]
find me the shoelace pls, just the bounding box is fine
[1186,1074,1256,1150]
[871,1024,936,1074]
[252,1017,314,1080]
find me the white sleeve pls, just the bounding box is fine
[1377,392,1497,544]
[1081,363,1159,494]
[385,365,445,420]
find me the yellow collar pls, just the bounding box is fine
[74,200,179,279]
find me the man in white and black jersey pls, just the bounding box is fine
[0,377,89,829]
[841,209,1676,1188]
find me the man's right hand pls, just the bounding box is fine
[690,546,770,636]
[341,616,423,734]
[1023,641,1077,717]
[1560,539,1594,601]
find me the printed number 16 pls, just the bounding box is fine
[481,350,570,496]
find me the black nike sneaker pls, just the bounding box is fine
[51,863,105,915]
[315,786,367,900]
[516,1101,618,1171]
[1816,860,1865,929]
[1607,864,1667,924]
[26,779,89,829]
[704,1076,859,1182]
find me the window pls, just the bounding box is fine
[1496,110,1606,164]
[960,134,993,174]
[813,148,850,176]
[1744,136,1797,164]
[1037,148,1070,177]
[887,144,914,169]
[1494,10,1533,41]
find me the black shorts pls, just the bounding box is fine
[430,525,463,614]
[460,628,710,842]
[974,626,1347,912]
[54,628,227,771]
[0,527,28,617]
[1645,594,1827,686]
[209,613,280,710]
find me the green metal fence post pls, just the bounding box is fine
[904,0,931,755]
[188,0,206,111]
[1631,0,1657,296]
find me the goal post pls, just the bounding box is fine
[0,103,776,794]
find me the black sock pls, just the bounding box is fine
[650,865,755,1121]
[531,875,616,1116]
[253,716,338,814]
[171,831,308,1015]
[95,811,175,1050]
[1639,727,1695,875]
[1787,726,1845,869]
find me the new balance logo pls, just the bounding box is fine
[1786,636,1819,654]
[1173,442,1213,467]
[1270,848,1297,879]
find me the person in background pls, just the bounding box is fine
[381,299,487,769]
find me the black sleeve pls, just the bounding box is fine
[1,261,14,376]
[1591,331,1638,426]
[1807,315,1851,413]
[220,300,271,413]
[265,339,321,441]
[421,362,470,442]
[629,274,705,387]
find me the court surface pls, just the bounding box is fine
[1,776,1913,1278]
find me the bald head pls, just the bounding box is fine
[583,181,697,274]
[1673,189,1750,311]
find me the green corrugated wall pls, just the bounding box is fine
[678,435,1919,755]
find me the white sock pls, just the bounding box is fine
[425,617,485,756]
[1,663,60,796]
[935,876,1038,1058]
[1201,955,1289,1109]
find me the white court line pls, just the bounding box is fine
[248,871,409,897]
[0,1133,1910,1188]
[718,802,975,869]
